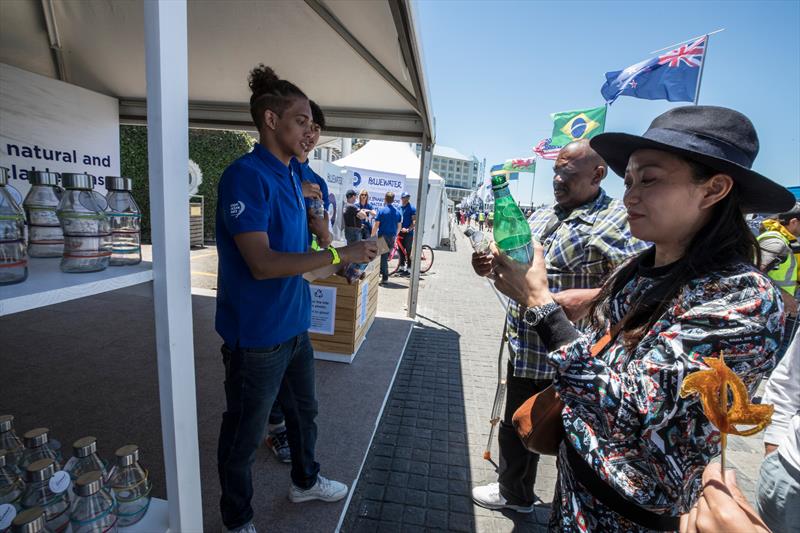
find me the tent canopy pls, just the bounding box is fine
[0,0,434,142]
[333,140,444,185]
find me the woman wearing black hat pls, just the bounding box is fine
[490,106,794,532]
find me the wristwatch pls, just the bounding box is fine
[522,302,560,327]
[327,245,341,265]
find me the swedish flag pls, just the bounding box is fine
[550,105,607,146]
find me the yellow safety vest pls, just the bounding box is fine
[757,230,798,296]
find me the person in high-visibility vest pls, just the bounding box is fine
[478,210,486,231]
[758,202,800,362]
[487,210,494,231]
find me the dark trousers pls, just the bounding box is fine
[498,359,551,506]
[398,232,413,269]
[217,333,320,529]
[379,235,393,281]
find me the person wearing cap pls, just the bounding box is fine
[342,189,363,245]
[372,191,402,285]
[489,105,792,531]
[397,191,416,276]
[757,203,800,362]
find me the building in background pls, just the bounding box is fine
[415,144,484,204]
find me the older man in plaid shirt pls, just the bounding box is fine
[471,139,647,513]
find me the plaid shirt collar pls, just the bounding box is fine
[552,188,610,226]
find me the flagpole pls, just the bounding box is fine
[529,159,537,209]
[693,34,710,105]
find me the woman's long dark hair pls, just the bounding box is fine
[588,160,761,351]
[248,64,307,131]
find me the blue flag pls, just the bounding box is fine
[601,37,706,105]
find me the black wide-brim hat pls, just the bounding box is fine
[590,105,794,214]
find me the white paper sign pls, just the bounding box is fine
[344,166,406,208]
[309,284,337,335]
[360,280,369,326]
[0,63,120,199]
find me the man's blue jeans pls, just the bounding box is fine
[217,333,320,529]
[379,234,394,281]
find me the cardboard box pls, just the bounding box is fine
[309,263,380,363]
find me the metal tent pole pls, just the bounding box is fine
[407,137,433,319]
[144,1,203,530]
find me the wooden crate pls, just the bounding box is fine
[309,263,380,363]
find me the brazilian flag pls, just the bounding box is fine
[550,105,607,146]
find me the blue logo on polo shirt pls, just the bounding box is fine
[229,200,246,218]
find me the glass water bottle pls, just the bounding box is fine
[105,177,141,266]
[69,471,117,533]
[0,416,25,472]
[0,167,28,285]
[64,437,106,482]
[11,506,52,533]
[491,174,533,264]
[23,172,63,258]
[19,430,59,472]
[21,459,69,533]
[107,445,150,527]
[0,448,25,512]
[56,174,111,273]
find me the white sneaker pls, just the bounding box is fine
[224,522,257,533]
[289,474,348,503]
[471,482,534,513]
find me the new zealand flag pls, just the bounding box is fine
[601,37,706,105]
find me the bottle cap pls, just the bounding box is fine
[11,507,47,533]
[105,176,132,192]
[115,444,139,466]
[61,173,94,190]
[0,167,9,186]
[23,428,49,448]
[29,171,61,187]
[25,458,55,482]
[72,436,97,458]
[74,471,103,496]
[0,414,13,432]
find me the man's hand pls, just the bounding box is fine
[308,212,331,248]
[679,463,770,533]
[301,182,322,200]
[764,443,779,456]
[340,239,378,264]
[356,210,368,220]
[400,227,409,234]
[552,288,600,322]
[472,251,493,277]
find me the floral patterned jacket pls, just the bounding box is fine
[546,259,784,515]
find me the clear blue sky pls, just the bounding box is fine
[415,0,800,206]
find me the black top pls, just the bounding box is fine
[343,203,360,228]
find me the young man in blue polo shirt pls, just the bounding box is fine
[371,191,402,285]
[397,191,416,276]
[216,65,377,533]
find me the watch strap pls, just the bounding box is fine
[327,245,341,265]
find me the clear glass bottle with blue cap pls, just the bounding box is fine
[107,445,150,527]
[56,173,111,273]
[105,177,141,266]
[23,171,64,258]
[20,459,69,533]
[69,471,117,533]
[0,167,28,285]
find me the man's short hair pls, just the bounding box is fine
[310,100,325,129]
[385,191,395,203]
[776,202,800,224]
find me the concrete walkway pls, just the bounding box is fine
[342,227,766,533]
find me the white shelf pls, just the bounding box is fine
[0,258,153,316]
[120,498,170,532]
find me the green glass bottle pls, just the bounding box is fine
[491,174,532,264]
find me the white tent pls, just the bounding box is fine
[332,140,448,248]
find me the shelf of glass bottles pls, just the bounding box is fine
[0,257,153,316]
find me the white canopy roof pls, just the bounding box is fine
[333,140,444,184]
[0,0,434,142]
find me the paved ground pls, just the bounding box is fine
[161,232,766,532]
